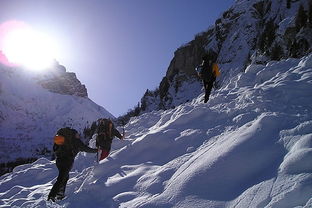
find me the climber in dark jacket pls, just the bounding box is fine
[48,127,97,202]
[196,51,220,103]
[96,119,124,161]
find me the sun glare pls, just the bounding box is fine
[0,20,58,71]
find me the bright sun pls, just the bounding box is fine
[0,20,58,70]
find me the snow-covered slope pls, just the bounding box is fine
[137,0,312,115]
[1,54,311,207]
[0,63,113,165]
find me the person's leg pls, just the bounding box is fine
[99,149,110,161]
[56,172,69,199]
[56,159,73,198]
[204,81,214,103]
[48,159,72,201]
[48,171,65,200]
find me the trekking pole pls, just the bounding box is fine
[123,126,125,140]
[96,148,98,163]
[96,147,100,163]
[122,120,126,140]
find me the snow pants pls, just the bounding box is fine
[203,79,214,103]
[99,149,110,161]
[48,157,73,199]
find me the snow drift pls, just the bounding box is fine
[0,54,311,207]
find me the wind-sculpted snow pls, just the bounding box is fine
[1,55,312,207]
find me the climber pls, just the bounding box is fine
[96,119,124,161]
[195,51,220,103]
[48,127,98,202]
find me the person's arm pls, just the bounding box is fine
[113,128,124,140]
[77,139,98,153]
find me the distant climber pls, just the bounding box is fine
[48,127,98,202]
[96,119,124,161]
[195,51,220,103]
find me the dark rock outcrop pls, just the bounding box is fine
[118,0,312,123]
[38,62,88,97]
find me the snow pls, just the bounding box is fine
[1,54,311,207]
[0,64,113,163]
[208,0,309,72]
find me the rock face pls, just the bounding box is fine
[37,62,88,97]
[166,32,210,80]
[138,0,312,114]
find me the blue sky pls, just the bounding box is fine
[0,0,234,116]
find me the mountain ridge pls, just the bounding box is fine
[0,53,311,207]
[0,61,113,174]
[118,0,312,123]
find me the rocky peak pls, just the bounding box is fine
[37,61,88,97]
[162,0,311,99]
[119,0,312,123]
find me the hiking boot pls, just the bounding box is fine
[47,196,56,202]
[56,194,66,200]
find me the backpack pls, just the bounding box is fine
[96,119,113,147]
[97,119,113,134]
[53,127,76,151]
[198,50,219,81]
[212,63,221,77]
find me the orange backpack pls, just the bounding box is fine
[212,63,221,77]
[53,127,75,146]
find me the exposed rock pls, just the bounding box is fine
[119,0,312,122]
[166,29,213,80]
[37,62,88,97]
[147,0,312,112]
